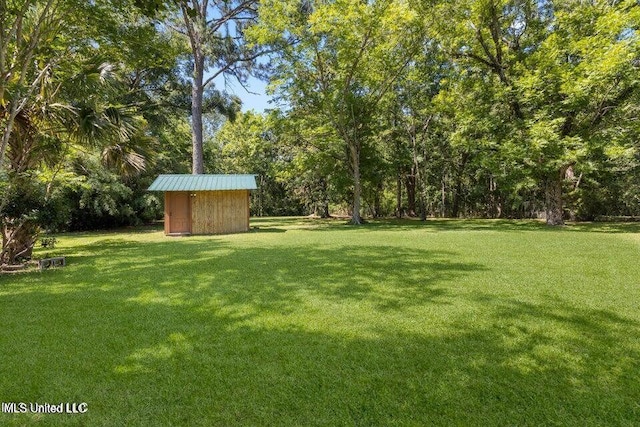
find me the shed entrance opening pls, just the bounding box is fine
[168,192,191,234]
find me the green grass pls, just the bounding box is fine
[1,218,639,426]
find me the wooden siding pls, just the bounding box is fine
[190,190,250,234]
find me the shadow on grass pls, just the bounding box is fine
[283,217,640,234]
[55,224,164,238]
[108,299,640,425]
[1,285,638,425]
[249,226,287,234]
[22,238,475,313]
[1,233,639,425]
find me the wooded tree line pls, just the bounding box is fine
[250,0,640,225]
[1,0,640,265]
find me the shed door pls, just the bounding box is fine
[168,192,191,233]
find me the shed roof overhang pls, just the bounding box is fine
[148,174,257,192]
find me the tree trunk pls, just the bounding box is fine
[418,191,427,221]
[320,202,330,218]
[451,152,469,218]
[544,171,565,226]
[319,178,331,218]
[191,55,205,174]
[452,179,462,218]
[488,175,501,218]
[349,142,363,225]
[405,173,416,216]
[416,175,427,221]
[415,167,427,221]
[410,131,427,221]
[373,180,383,218]
[441,178,446,217]
[395,172,402,218]
[0,102,19,171]
[1,220,37,265]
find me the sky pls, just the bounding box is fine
[213,75,274,114]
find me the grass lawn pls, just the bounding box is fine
[1,217,639,426]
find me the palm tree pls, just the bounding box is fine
[1,61,152,266]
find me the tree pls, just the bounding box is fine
[252,0,421,224]
[271,108,346,218]
[0,0,74,170]
[377,39,450,219]
[214,111,308,216]
[1,59,153,264]
[164,0,266,174]
[0,0,169,265]
[428,0,640,225]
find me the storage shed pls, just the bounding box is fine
[148,174,257,235]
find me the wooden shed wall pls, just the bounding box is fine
[191,190,250,234]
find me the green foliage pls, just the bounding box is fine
[4,0,640,236]
[213,111,307,216]
[39,235,57,248]
[253,0,422,223]
[1,0,187,259]
[411,0,640,223]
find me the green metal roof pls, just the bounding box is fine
[148,174,257,192]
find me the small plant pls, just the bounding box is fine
[40,236,58,249]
